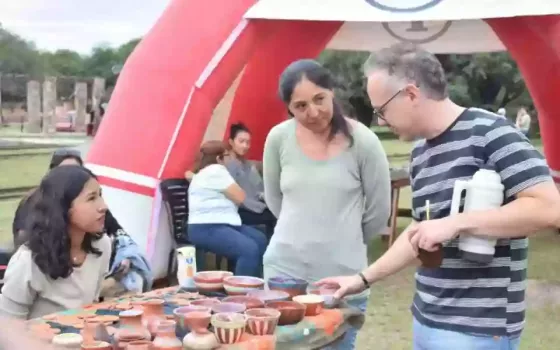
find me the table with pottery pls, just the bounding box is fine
[26,272,365,349]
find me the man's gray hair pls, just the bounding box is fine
[363,42,448,100]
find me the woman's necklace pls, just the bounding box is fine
[71,251,86,265]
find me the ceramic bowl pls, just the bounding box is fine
[223,276,265,295]
[246,289,290,303]
[307,285,340,308]
[211,312,247,344]
[293,294,325,316]
[265,301,306,325]
[211,302,247,314]
[223,296,265,309]
[173,306,212,334]
[190,298,221,308]
[244,308,281,336]
[81,341,112,350]
[194,271,234,292]
[267,276,308,297]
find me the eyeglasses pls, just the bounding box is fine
[372,89,403,123]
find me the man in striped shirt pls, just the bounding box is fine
[317,43,560,349]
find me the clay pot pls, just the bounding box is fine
[81,341,112,350]
[193,271,233,292]
[183,310,212,334]
[211,312,247,345]
[52,333,84,348]
[307,285,340,308]
[152,320,182,349]
[182,332,219,350]
[223,276,265,295]
[244,308,281,336]
[265,301,306,325]
[125,340,153,349]
[267,277,308,297]
[246,290,290,303]
[82,320,103,345]
[138,299,166,337]
[190,298,221,308]
[293,294,325,316]
[115,309,151,345]
[211,302,246,314]
[222,296,265,310]
[125,340,154,349]
[173,305,212,336]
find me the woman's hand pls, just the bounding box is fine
[184,171,195,181]
[118,259,131,274]
[314,275,367,300]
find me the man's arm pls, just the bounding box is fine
[458,123,559,238]
[362,222,418,284]
[457,181,560,238]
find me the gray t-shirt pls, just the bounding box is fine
[225,158,267,213]
[262,119,391,282]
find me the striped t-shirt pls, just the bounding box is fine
[409,108,551,337]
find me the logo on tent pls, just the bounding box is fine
[383,21,452,44]
[365,0,443,12]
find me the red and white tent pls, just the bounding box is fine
[86,0,560,278]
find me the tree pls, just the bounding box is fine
[41,49,85,77]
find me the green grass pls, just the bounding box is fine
[0,153,51,189]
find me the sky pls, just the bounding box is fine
[0,0,172,54]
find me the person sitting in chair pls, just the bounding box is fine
[186,140,268,277]
[226,122,277,237]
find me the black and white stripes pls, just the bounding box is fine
[409,108,551,337]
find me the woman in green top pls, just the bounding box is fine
[262,59,391,349]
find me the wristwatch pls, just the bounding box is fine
[358,272,370,289]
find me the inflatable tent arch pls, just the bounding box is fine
[85,0,560,278]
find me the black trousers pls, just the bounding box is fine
[238,207,277,238]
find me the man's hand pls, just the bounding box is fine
[314,275,366,300]
[408,217,460,253]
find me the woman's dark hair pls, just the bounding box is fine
[49,148,83,169]
[278,59,353,145]
[25,165,103,279]
[229,122,250,140]
[192,140,228,172]
[104,210,123,236]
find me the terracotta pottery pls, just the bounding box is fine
[190,298,221,308]
[246,290,290,303]
[267,277,309,298]
[244,308,281,336]
[82,320,103,345]
[152,320,182,349]
[125,340,154,349]
[52,333,84,348]
[183,311,212,334]
[173,305,212,336]
[223,276,265,295]
[81,340,112,350]
[293,294,325,316]
[114,309,151,345]
[211,302,246,314]
[307,285,340,308]
[265,301,306,326]
[222,296,265,309]
[211,312,247,345]
[182,332,219,350]
[193,271,233,292]
[138,299,166,337]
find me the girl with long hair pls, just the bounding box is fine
[0,165,112,319]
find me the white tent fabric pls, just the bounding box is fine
[245,0,560,22]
